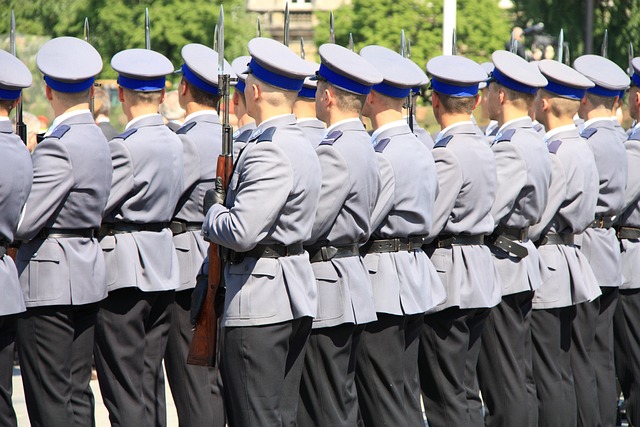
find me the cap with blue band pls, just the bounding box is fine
[117,75,166,92]
[181,64,218,95]
[360,45,423,99]
[430,79,480,97]
[298,85,316,99]
[246,38,315,92]
[0,50,33,100]
[111,48,173,93]
[536,59,594,100]
[490,51,547,95]
[587,85,623,98]
[573,54,629,98]
[427,55,487,98]
[179,44,233,96]
[317,63,373,95]
[316,43,382,96]
[37,37,102,94]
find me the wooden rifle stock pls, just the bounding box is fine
[186,153,232,367]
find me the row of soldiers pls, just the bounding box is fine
[0,28,639,427]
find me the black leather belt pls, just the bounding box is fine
[99,222,169,236]
[36,227,97,240]
[169,221,203,235]
[536,233,575,246]
[617,226,640,240]
[590,216,615,229]
[364,236,427,254]
[424,234,484,250]
[227,242,304,264]
[307,244,359,263]
[487,225,529,258]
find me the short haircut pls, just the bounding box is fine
[93,87,111,117]
[246,74,297,107]
[495,83,535,109]
[0,99,14,113]
[435,91,477,114]
[183,77,220,108]
[540,89,580,117]
[318,80,366,114]
[123,87,163,107]
[54,88,92,110]
[586,92,616,110]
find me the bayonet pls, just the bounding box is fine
[601,28,608,58]
[400,30,406,58]
[257,17,261,38]
[564,43,570,66]
[284,1,290,46]
[300,37,305,59]
[400,30,414,131]
[348,33,354,51]
[407,39,411,59]
[557,28,564,63]
[329,11,335,44]
[452,28,457,55]
[10,10,26,146]
[510,30,516,54]
[145,8,150,50]
[629,43,634,78]
[213,24,218,51]
[84,17,89,43]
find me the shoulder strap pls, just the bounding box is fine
[581,127,598,139]
[257,127,277,143]
[176,121,197,135]
[234,129,254,143]
[47,125,71,140]
[547,139,563,154]
[319,130,344,146]
[494,128,516,143]
[374,138,391,153]
[434,135,453,148]
[116,128,138,140]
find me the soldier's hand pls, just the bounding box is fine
[203,177,225,215]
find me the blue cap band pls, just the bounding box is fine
[492,68,538,95]
[619,89,626,98]
[249,58,304,91]
[44,76,94,93]
[587,84,622,98]
[298,86,316,99]
[318,63,372,95]
[412,86,421,94]
[236,79,246,94]
[543,80,586,100]
[182,64,219,95]
[117,75,166,91]
[0,88,21,100]
[430,78,479,97]
[372,81,411,99]
[632,73,640,87]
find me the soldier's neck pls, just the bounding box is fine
[545,114,575,131]
[293,99,316,120]
[498,105,529,127]
[253,106,292,126]
[369,109,403,130]
[185,102,215,116]
[439,112,473,129]
[238,114,255,128]
[585,106,612,120]
[126,103,159,122]
[53,103,89,118]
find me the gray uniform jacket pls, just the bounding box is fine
[203,114,321,327]
[428,122,502,311]
[0,121,31,316]
[410,117,435,149]
[101,114,184,293]
[613,117,628,141]
[232,122,257,161]
[305,119,378,329]
[365,122,445,316]
[529,127,601,308]
[618,129,640,290]
[297,118,326,148]
[490,117,551,295]
[579,119,627,288]
[172,112,220,291]
[16,112,112,307]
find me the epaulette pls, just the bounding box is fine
[547,139,563,154]
[628,131,640,141]
[176,122,197,135]
[581,127,598,139]
[374,138,391,153]
[319,130,343,146]
[434,135,453,148]
[47,125,71,140]
[234,129,254,143]
[116,128,138,140]
[494,128,516,143]
[533,122,544,133]
[257,127,277,143]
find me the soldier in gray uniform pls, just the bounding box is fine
[405,75,435,148]
[573,54,630,427]
[612,90,628,140]
[357,45,445,427]
[478,50,550,427]
[231,56,256,156]
[14,37,112,427]
[614,57,640,427]
[201,37,320,426]
[294,61,326,147]
[296,43,381,427]
[0,51,32,427]
[419,55,501,427]
[531,59,601,427]
[94,48,184,427]
[164,43,232,427]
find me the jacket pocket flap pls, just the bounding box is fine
[312,262,339,282]
[228,258,278,278]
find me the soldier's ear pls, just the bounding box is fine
[118,86,125,103]
[541,97,550,112]
[472,94,481,110]
[45,85,53,101]
[498,88,506,105]
[251,83,261,101]
[158,88,166,105]
[634,90,640,109]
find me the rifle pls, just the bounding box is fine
[400,30,414,131]
[145,8,151,50]
[10,11,26,145]
[284,1,290,46]
[187,4,232,367]
[329,11,335,44]
[84,18,95,115]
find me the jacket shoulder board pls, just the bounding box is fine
[176,122,197,135]
[581,127,598,139]
[374,138,391,153]
[116,128,138,140]
[257,127,277,143]
[547,139,563,154]
[495,128,516,143]
[234,129,254,143]
[319,130,343,146]
[434,135,453,148]
[47,125,71,140]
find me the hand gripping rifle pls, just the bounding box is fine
[10,11,26,145]
[187,5,232,367]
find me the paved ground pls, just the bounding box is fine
[12,366,179,426]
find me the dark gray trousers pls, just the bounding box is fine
[298,323,361,427]
[614,288,640,427]
[419,307,489,427]
[0,316,18,427]
[94,288,174,427]
[355,314,424,427]
[17,303,98,427]
[165,288,225,427]
[222,317,312,427]
[477,291,535,427]
[531,307,577,427]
